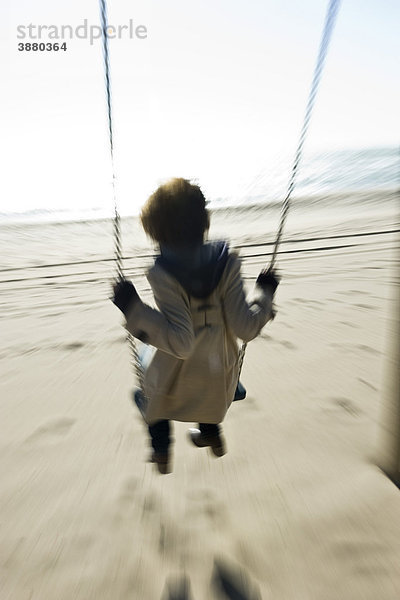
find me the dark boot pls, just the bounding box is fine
[150,451,171,474]
[188,427,226,457]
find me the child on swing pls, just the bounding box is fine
[112,178,279,474]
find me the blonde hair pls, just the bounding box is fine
[140,178,209,245]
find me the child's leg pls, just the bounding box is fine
[148,419,171,454]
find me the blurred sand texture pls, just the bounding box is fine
[1,190,400,599]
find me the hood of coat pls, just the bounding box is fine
[156,240,229,299]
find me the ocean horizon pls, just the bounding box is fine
[1,146,398,226]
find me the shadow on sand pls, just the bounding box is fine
[161,557,261,600]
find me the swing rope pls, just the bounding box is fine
[269,0,341,269]
[237,0,341,379]
[99,0,123,282]
[99,0,144,389]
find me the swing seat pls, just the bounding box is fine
[133,388,147,419]
[233,381,247,401]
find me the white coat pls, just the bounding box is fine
[125,251,273,424]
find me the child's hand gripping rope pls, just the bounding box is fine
[256,268,280,320]
[112,279,139,315]
[256,268,280,295]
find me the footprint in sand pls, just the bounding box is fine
[353,303,377,310]
[259,333,273,341]
[26,417,76,444]
[356,344,381,355]
[338,321,359,328]
[259,333,297,350]
[337,290,371,296]
[358,378,378,391]
[330,397,362,417]
[61,342,85,351]
[290,298,324,308]
[329,342,380,355]
[278,340,297,350]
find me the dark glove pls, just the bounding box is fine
[112,279,139,315]
[256,268,280,295]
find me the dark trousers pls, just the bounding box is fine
[148,420,220,454]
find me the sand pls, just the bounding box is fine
[1,193,400,599]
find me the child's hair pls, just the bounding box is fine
[140,178,209,246]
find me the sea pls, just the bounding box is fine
[0,146,398,273]
[1,146,398,225]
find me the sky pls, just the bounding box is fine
[2,0,399,216]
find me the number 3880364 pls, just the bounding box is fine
[18,42,67,51]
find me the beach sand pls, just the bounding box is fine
[1,192,400,599]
